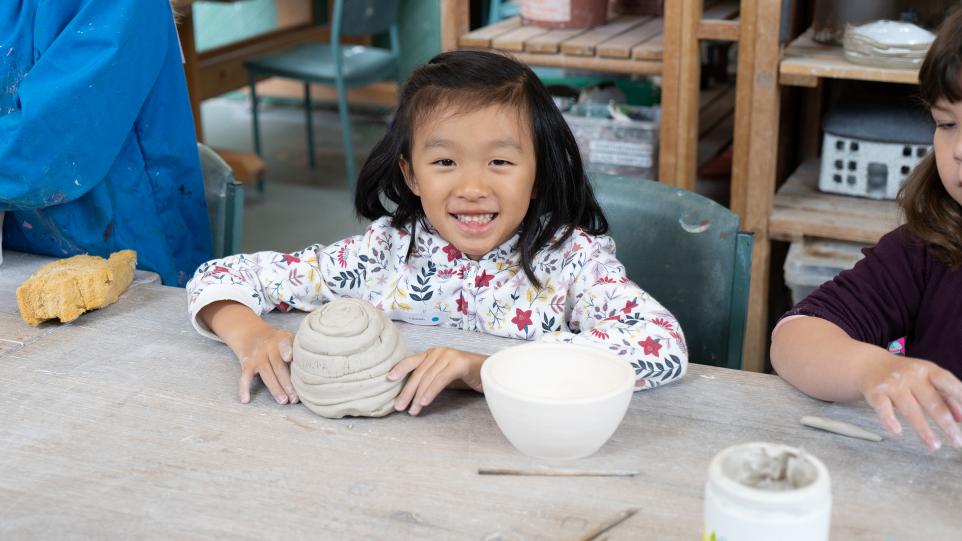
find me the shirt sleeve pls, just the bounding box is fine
[780,227,924,347]
[541,233,688,390]
[185,235,371,341]
[0,0,170,210]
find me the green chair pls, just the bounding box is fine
[198,144,244,258]
[590,174,753,369]
[244,0,401,193]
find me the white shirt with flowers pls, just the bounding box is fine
[186,217,688,390]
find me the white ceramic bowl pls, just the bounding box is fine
[480,342,635,460]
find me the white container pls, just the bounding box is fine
[480,342,634,460]
[784,238,867,305]
[704,442,831,541]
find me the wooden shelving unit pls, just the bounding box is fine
[440,0,741,190]
[732,0,922,371]
[780,30,920,87]
[769,159,900,244]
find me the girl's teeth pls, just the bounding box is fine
[457,214,494,224]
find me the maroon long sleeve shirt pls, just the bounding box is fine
[783,226,962,378]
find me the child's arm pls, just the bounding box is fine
[186,230,378,402]
[186,235,370,340]
[773,316,962,451]
[770,228,962,450]
[544,233,688,390]
[199,300,297,405]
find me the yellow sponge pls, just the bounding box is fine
[16,250,137,326]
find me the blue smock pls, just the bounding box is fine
[0,0,211,286]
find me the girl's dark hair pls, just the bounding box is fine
[355,50,608,286]
[899,7,962,268]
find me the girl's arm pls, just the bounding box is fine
[186,235,370,340]
[772,315,962,451]
[187,229,380,403]
[771,316,898,402]
[771,229,962,450]
[544,233,688,390]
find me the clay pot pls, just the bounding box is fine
[521,0,608,30]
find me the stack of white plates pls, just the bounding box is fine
[843,20,934,70]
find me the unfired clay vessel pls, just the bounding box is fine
[292,299,407,418]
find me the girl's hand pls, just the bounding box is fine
[860,356,962,451]
[237,326,299,406]
[388,348,487,416]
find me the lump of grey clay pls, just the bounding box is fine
[292,298,408,418]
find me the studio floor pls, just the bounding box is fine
[201,95,390,254]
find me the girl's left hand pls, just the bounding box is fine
[388,347,487,415]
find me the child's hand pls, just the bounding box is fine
[860,356,962,451]
[237,326,299,406]
[388,347,487,415]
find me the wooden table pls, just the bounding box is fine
[0,252,957,539]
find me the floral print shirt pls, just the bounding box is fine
[187,217,688,390]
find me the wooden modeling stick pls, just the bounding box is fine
[800,415,883,442]
[478,468,639,478]
[577,508,639,541]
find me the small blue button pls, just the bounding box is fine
[432,317,439,322]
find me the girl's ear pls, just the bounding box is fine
[399,155,420,196]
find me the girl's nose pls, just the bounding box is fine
[454,170,490,199]
[955,131,962,162]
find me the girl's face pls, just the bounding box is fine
[400,104,537,259]
[932,97,962,206]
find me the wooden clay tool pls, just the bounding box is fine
[800,415,883,442]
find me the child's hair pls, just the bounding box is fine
[355,50,608,286]
[899,7,962,269]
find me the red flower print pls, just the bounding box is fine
[281,253,300,265]
[475,270,493,288]
[277,301,291,312]
[622,299,638,314]
[590,328,609,340]
[651,317,674,331]
[670,330,688,354]
[594,277,617,285]
[337,245,349,267]
[442,244,462,262]
[210,265,230,275]
[456,294,469,314]
[511,308,533,331]
[638,336,662,357]
[635,379,647,389]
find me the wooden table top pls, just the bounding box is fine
[0,252,957,539]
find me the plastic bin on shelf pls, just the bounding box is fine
[783,238,869,305]
[563,103,660,180]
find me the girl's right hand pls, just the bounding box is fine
[860,355,962,451]
[237,326,299,406]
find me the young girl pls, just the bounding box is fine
[771,10,962,452]
[187,50,687,414]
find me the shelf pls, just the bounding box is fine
[769,159,900,244]
[456,0,738,76]
[779,30,920,88]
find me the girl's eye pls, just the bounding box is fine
[432,159,455,167]
[936,121,957,130]
[490,159,513,167]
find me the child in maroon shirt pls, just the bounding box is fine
[771,10,962,452]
